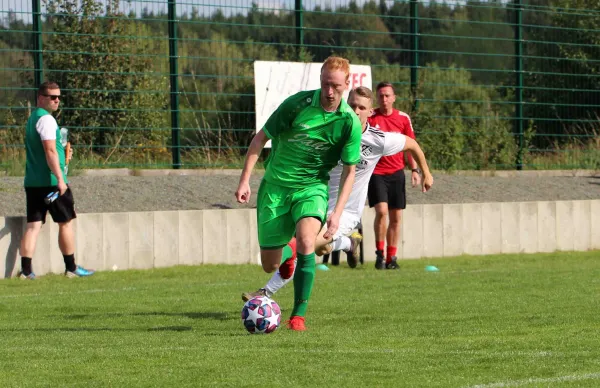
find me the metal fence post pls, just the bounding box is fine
[295,0,304,56]
[32,0,43,90]
[410,0,419,112]
[168,0,181,169]
[514,0,524,170]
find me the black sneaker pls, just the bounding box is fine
[374,250,386,270]
[386,257,400,270]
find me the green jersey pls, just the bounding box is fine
[24,107,68,187]
[262,89,362,188]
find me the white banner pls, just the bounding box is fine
[254,61,372,146]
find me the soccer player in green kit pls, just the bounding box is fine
[235,56,362,331]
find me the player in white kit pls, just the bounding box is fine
[242,86,433,301]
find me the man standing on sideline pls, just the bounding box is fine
[235,56,362,331]
[367,81,421,270]
[18,81,95,279]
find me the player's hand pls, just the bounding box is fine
[66,142,73,163]
[235,182,251,203]
[57,181,68,196]
[323,212,340,240]
[421,173,433,193]
[411,171,421,187]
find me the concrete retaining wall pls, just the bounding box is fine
[1,199,598,278]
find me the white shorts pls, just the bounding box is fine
[327,212,360,241]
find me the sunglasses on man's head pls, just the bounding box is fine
[42,94,61,101]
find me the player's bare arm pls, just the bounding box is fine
[323,164,355,239]
[42,140,67,195]
[403,137,433,192]
[410,157,421,187]
[235,129,269,203]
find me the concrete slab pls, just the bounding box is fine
[361,207,376,262]
[395,209,404,261]
[76,213,105,271]
[202,210,228,264]
[501,202,520,254]
[592,200,600,250]
[556,201,575,251]
[248,209,260,265]
[133,169,246,177]
[178,210,204,266]
[0,217,23,279]
[153,211,179,268]
[78,168,132,177]
[103,213,130,271]
[481,202,502,254]
[226,209,253,264]
[519,202,538,254]
[537,201,557,253]
[443,204,463,257]
[32,219,52,276]
[48,221,68,274]
[423,204,443,258]
[2,198,598,275]
[462,203,482,255]
[572,200,591,251]
[129,212,154,269]
[402,205,424,259]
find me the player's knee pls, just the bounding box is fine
[25,222,42,233]
[261,262,279,274]
[58,220,73,229]
[296,236,315,254]
[374,206,388,218]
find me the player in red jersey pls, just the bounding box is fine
[367,81,421,270]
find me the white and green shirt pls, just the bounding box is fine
[24,107,68,187]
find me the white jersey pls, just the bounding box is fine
[328,124,407,219]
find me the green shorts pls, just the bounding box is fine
[257,180,328,249]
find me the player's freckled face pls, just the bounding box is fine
[320,69,349,112]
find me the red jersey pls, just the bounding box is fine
[368,108,416,175]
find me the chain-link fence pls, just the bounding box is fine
[1,0,598,171]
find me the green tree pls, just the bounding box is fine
[41,0,168,163]
[523,0,600,147]
[413,63,517,170]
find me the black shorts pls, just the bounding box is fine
[367,170,406,210]
[25,186,77,224]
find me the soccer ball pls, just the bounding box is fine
[241,296,281,334]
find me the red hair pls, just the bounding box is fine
[321,56,350,81]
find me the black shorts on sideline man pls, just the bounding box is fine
[25,186,77,224]
[367,169,406,210]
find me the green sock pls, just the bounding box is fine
[291,252,316,317]
[280,244,293,265]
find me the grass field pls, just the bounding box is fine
[1,251,599,387]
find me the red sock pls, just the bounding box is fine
[376,241,385,252]
[280,238,297,280]
[386,246,397,263]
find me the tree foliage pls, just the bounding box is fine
[0,0,597,168]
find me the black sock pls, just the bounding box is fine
[21,257,33,275]
[63,254,76,272]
